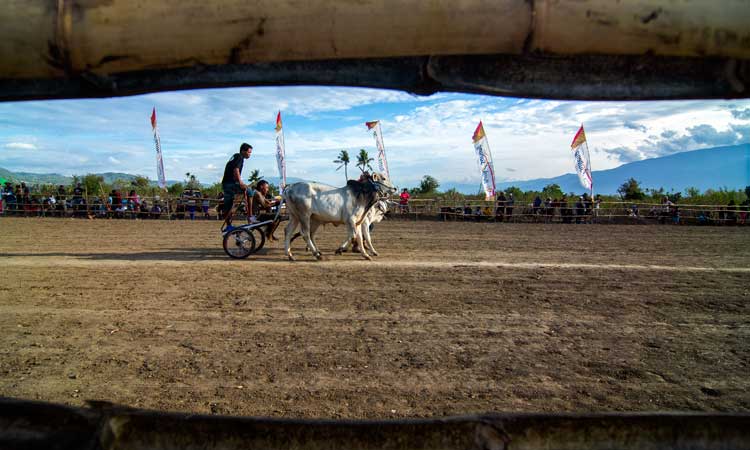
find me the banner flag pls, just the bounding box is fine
[471,121,496,200]
[570,124,593,191]
[150,107,167,189]
[365,120,390,180]
[275,111,287,193]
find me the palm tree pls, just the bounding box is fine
[184,172,199,190]
[356,149,374,174]
[247,169,261,187]
[333,150,350,181]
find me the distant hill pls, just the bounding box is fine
[0,168,184,187]
[3,170,70,185]
[444,144,750,195]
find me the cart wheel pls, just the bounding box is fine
[250,227,266,252]
[223,228,256,259]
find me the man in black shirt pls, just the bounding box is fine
[221,143,252,228]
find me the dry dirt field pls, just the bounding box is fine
[1,217,749,418]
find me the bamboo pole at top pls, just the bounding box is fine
[0,0,748,82]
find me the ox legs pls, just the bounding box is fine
[336,220,370,260]
[299,216,323,260]
[284,215,300,261]
[362,221,378,256]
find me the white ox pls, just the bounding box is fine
[282,173,396,261]
[348,199,390,256]
[295,198,391,256]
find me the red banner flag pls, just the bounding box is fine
[472,121,486,143]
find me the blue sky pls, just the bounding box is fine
[1,86,749,189]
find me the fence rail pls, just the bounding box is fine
[390,199,749,225]
[0,193,228,220]
[1,194,748,225]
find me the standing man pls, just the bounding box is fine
[495,191,506,222]
[399,188,410,214]
[505,192,515,221]
[72,182,84,216]
[222,143,252,229]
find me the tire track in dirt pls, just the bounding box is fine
[2,254,749,273]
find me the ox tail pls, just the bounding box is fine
[274,197,285,221]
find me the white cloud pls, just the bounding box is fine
[5,142,36,150]
[1,88,749,189]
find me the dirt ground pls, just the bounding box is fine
[0,217,748,418]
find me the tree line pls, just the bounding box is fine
[19,148,750,208]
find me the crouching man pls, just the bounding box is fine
[251,180,281,239]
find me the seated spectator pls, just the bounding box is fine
[150,203,162,220]
[574,196,585,224]
[659,196,674,224]
[44,194,56,217]
[92,198,107,218]
[114,200,128,219]
[726,199,737,225]
[30,196,42,216]
[739,200,749,225]
[582,193,592,219]
[463,203,472,220]
[532,195,542,215]
[544,197,553,221]
[175,199,186,220]
[5,186,17,215]
[21,182,31,215]
[111,190,122,212]
[139,200,149,219]
[560,196,571,223]
[215,192,225,219]
[594,195,602,218]
[439,206,454,221]
[474,205,483,222]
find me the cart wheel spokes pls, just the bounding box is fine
[250,227,266,252]
[222,228,256,259]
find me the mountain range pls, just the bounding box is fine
[442,144,749,195]
[2,144,748,194]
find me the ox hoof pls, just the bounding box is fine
[315,253,325,261]
[287,254,296,262]
[371,251,379,257]
[334,248,344,256]
[362,254,373,261]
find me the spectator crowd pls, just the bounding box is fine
[2,181,749,226]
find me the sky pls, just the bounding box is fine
[1,86,749,189]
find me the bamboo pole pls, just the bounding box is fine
[1,0,748,81]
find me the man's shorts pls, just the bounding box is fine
[222,183,253,216]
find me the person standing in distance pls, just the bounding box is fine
[221,143,252,229]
